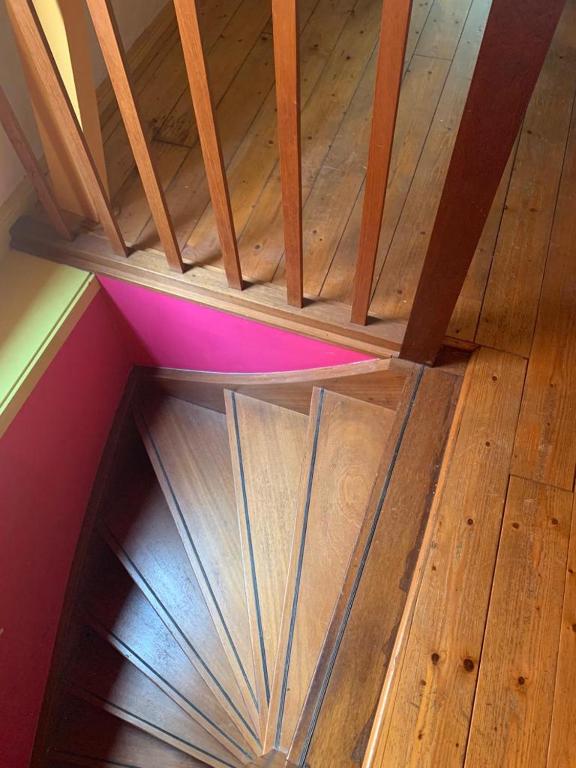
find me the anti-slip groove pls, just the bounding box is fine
[230,391,271,704]
[103,527,258,741]
[75,687,239,768]
[89,617,252,758]
[138,409,259,715]
[297,367,424,765]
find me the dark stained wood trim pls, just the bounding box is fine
[401,0,568,364]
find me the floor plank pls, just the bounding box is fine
[511,79,576,491]
[464,477,572,768]
[547,493,576,768]
[475,0,576,356]
[371,348,526,768]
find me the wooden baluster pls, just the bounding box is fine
[5,0,127,255]
[272,0,303,308]
[173,0,243,290]
[0,85,72,241]
[8,0,109,221]
[401,0,567,364]
[85,0,184,272]
[350,0,412,325]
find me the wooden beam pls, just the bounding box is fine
[350,0,412,325]
[10,0,108,219]
[173,0,243,290]
[272,0,303,308]
[0,85,72,241]
[85,0,183,272]
[6,0,127,255]
[401,0,567,364]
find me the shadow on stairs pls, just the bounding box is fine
[34,358,463,768]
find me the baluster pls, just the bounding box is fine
[0,85,72,241]
[401,0,567,364]
[173,0,243,290]
[272,0,303,308]
[5,0,127,255]
[350,0,412,325]
[85,0,184,272]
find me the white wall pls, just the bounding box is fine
[0,0,168,209]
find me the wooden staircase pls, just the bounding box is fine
[35,359,462,768]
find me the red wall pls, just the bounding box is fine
[0,291,131,768]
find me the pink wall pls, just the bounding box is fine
[98,276,372,372]
[0,291,131,768]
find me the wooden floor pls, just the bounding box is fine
[366,343,576,767]
[90,0,575,356]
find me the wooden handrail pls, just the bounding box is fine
[400,0,567,364]
[272,0,303,308]
[350,0,412,326]
[173,0,243,290]
[85,0,184,272]
[5,0,127,256]
[0,84,72,241]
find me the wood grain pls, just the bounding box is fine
[173,0,243,289]
[86,0,183,271]
[5,0,127,255]
[371,348,526,767]
[547,493,576,768]
[401,0,567,364]
[137,396,259,731]
[69,628,245,768]
[51,697,205,768]
[464,477,572,768]
[475,0,576,356]
[226,392,308,735]
[101,433,257,749]
[265,388,397,753]
[145,358,412,416]
[350,0,412,325]
[272,0,303,308]
[511,78,576,491]
[84,541,256,757]
[302,368,460,767]
[0,84,71,240]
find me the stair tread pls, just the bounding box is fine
[101,435,256,744]
[226,392,308,731]
[51,697,207,767]
[84,542,258,757]
[265,388,399,752]
[69,628,246,768]
[137,396,258,729]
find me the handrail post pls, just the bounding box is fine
[401,0,567,364]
